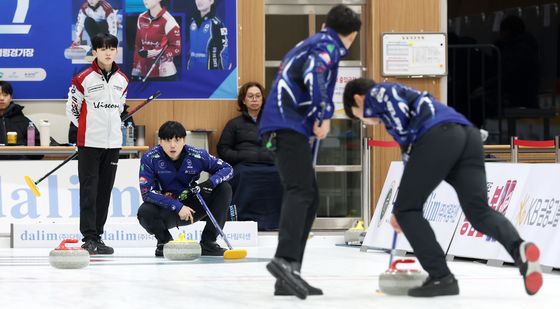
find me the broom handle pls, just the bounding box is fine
[35,152,78,184]
[388,231,398,268]
[193,188,234,250]
[34,91,161,185]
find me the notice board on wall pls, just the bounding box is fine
[381,32,447,77]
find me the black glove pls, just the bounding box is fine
[198,179,214,195]
[138,49,148,58]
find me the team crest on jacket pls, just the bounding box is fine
[319,52,331,65]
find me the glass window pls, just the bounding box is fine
[265,67,279,89]
[317,172,361,217]
[316,119,361,166]
[265,15,309,60]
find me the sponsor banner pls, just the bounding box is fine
[11,221,258,248]
[362,162,463,253]
[0,0,238,99]
[447,163,532,261]
[0,159,141,234]
[497,164,560,268]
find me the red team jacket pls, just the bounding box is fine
[132,8,181,79]
[66,61,129,148]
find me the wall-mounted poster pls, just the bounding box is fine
[381,32,447,77]
[0,0,238,99]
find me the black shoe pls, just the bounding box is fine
[517,242,543,295]
[95,239,114,255]
[266,257,309,300]
[81,239,97,255]
[200,241,227,256]
[408,274,459,297]
[155,243,164,257]
[275,279,323,296]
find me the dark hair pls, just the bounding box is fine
[325,4,362,36]
[343,78,376,119]
[158,121,187,140]
[91,33,118,50]
[0,81,13,96]
[237,82,266,112]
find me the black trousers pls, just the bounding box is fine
[137,182,232,244]
[393,123,523,278]
[272,130,319,263]
[84,17,109,44]
[78,147,120,241]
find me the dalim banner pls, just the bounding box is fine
[364,162,560,269]
[362,161,463,253]
[11,221,258,248]
[0,0,238,99]
[0,159,142,234]
[447,163,532,262]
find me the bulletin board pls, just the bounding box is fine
[381,32,447,77]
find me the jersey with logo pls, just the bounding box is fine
[259,27,347,138]
[187,13,229,70]
[139,144,233,213]
[75,1,117,42]
[66,60,128,148]
[363,82,472,147]
[132,8,181,78]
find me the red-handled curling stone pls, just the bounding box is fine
[49,239,90,269]
[378,258,428,295]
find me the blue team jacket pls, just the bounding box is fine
[187,12,229,70]
[139,144,233,213]
[363,82,472,147]
[259,27,348,138]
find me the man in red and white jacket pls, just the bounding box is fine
[131,0,181,81]
[66,33,128,255]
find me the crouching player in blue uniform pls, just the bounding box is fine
[343,78,543,297]
[137,121,234,257]
[258,4,361,300]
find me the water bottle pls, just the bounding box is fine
[27,122,35,146]
[126,122,134,146]
[121,122,126,146]
[39,119,50,146]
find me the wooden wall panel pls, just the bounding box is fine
[128,1,265,154]
[126,100,174,147]
[367,0,442,211]
[238,0,265,85]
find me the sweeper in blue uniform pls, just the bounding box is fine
[343,77,543,297]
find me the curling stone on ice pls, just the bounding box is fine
[49,239,90,269]
[379,259,428,295]
[344,220,366,245]
[163,233,201,261]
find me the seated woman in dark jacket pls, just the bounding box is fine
[217,82,281,230]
